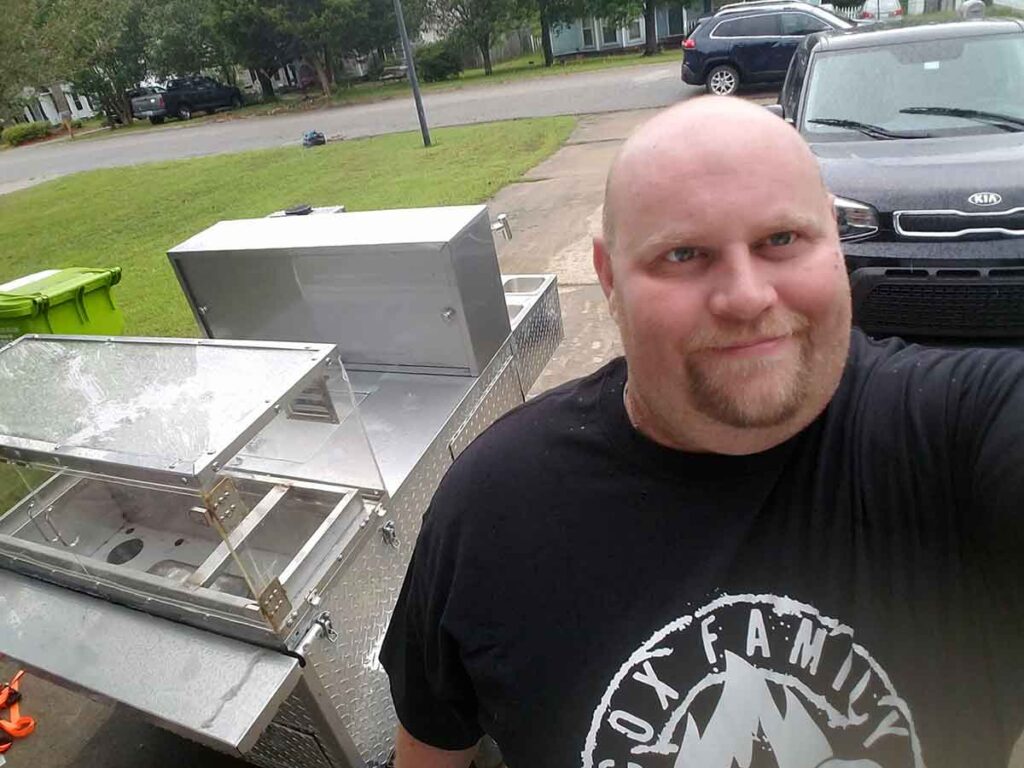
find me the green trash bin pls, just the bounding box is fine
[0,267,125,342]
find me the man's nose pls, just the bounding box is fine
[706,248,778,321]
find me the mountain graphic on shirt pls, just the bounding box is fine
[674,651,884,768]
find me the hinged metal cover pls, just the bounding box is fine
[0,335,337,491]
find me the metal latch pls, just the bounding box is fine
[380,520,399,549]
[491,213,512,241]
[315,611,338,643]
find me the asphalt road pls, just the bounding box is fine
[0,62,700,195]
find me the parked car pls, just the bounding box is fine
[131,76,243,124]
[769,18,1024,341]
[856,0,904,22]
[682,2,854,95]
[717,0,837,14]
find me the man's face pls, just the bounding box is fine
[596,135,852,445]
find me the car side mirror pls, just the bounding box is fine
[763,104,785,118]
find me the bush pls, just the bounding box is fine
[416,42,464,82]
[70,118,84,129]
[3,121,52,146]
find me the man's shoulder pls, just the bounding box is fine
[838,329,1024,425]
[428,359,623,511]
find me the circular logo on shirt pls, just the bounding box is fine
[582,594,924,768]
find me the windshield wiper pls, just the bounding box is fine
[899,106,1024,132]
[807,118,933,140]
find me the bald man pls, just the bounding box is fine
[380,97,1024,768]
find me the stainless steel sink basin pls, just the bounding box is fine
[503,276,546,294]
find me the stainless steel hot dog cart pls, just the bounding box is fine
[0,205,562,768]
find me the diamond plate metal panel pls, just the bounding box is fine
[273,687,321,733]
[449,358,521,459]
[247,722,335,768]
[511,280,563,396]
[244,677,357,768]
[304,341,524,767]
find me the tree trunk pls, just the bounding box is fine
[118,92,134,125]
[49,84,71,116]
[540,5,554,67]
[220,63,237,87]
[312,52,332,98]
[323,45,337,85]
[256,68,277,101]
[479,34,493,75]
[644,0,658,55]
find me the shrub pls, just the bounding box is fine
[416,42,464,82]
[3,121,52,146]
[70,118,84,128]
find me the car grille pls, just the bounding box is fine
[894,207,1024,238]
[851,267,1024,337]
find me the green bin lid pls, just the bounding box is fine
[0,267,122,320]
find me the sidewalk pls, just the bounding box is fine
[492,109,661,393]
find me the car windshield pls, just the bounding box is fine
[802,33,1024,140]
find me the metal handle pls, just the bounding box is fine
[491,213,512,241]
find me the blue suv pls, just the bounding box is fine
[682,2,853,95]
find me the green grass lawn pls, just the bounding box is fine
[0,116,575,339]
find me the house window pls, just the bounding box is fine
[627,19,643,40]
[70,91,84,111]
[602,22,618,44]
[582,20,595,47]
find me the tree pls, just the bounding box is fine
[36,0,149,125]
[0,0,47,122]
[210,0,292,99]
[533,0,582,67]
[145,0,234,81]
[429,0,527,75]
[272,0,351,97]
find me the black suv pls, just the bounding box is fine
[682,2,853,95]
[770,19,1024,341]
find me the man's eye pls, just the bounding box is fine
[767,231,796,247]
[666,247,700,263]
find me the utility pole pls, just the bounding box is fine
[393,0,431,147]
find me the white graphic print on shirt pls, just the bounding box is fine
[582,594,925,768]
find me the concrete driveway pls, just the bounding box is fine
[0,63,699,195]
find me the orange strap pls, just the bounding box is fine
[0,670,36,742]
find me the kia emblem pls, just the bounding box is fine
[968,192,1002,206]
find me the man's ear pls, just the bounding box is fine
[593,236,614,301]
[594,235,622,325]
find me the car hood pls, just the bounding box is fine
[812,132,1024,212]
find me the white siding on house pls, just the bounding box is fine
[550,4,691,57]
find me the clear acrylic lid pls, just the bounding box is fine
[0,336,341,491]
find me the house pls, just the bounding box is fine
[550,2,705,57]
[20,85,96,125]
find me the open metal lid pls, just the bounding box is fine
[0,335,337,491]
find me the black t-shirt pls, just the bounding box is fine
[380,331,1024,768]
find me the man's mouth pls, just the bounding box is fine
[708,334,792,358]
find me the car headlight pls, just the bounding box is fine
[834,196,879,241]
